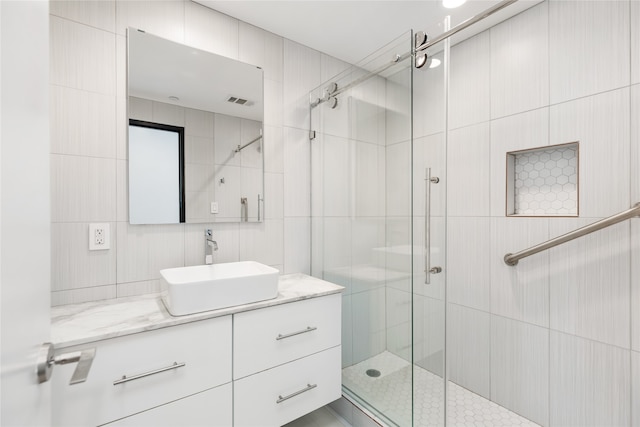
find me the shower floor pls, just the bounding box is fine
[342,352,540,427]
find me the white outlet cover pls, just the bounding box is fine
[89,223,110,251]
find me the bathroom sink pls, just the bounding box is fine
[160,261,279,316]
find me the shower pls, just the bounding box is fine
[309,0,638,425]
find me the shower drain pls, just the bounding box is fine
[366,369,381,378]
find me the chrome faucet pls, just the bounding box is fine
[205,228,218,265]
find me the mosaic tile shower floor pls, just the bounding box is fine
[343,352,540,427]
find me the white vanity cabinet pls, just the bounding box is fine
[52,316,232,427]
[233,294,342,426]
[51,275,344,427]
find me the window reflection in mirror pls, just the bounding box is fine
[128,120,185,224]
[127,28,264,224]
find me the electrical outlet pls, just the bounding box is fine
[89,223,110,251]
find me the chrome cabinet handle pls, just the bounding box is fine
[425,167,440,284]
[276,326,317,341]
[276,383,317,404]
[113,362,185,385]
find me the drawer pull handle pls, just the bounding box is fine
[276,383,317,404]
[276,326,317,341]
[113,362,185,385]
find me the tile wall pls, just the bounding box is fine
[49,0,350,305]
[433,1,639,425]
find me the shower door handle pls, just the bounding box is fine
[425,168,440,284]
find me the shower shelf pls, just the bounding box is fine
[506,142,579,217]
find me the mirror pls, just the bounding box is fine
[127,28,264,224]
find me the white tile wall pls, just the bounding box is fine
[322,135,350,217]
[549,0,630,104]
[549,219,630,348]
[413,52,445,139]
[632,219,640,352]
[490,315,549,426]
[447,123,491,216]
[633,351,640,427]
[351,287,387,364]
[354,141,385,217]
[52,285,117,306]
[490,108,549,217]
[264,172,284,220]
[342,294,354,368]
[50,0,116,33]
[447,217,491,312]
[51,222,117,291]
[633,1,640,85]
[50,86,116,158]
[283,127,311,217]
[185,1,239,59]
[116,280,161,298]
[284,217,310,274]
[550,331,630,427]
[350,76,386,146]
[632,85,640,206]
[115,0,184,41]
[550,88,630,218]
[50,15,116,95]
[385,68,411,146]
[490,217,549,327]
[283,40,321,129]
[385,141,410,217]
[449,31,491,129]
[448,304,490,399]
[238,219,284,267]
[490,1,549,119]
[116,223,185,283]
[51,154,117,223]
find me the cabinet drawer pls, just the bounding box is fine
[102,383,232,427]
[234,346,341,427]
[234,294,341,379]
[52,316,232,427]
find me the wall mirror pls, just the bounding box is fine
[127,28,264,224]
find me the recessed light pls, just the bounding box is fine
[443,0,466,8]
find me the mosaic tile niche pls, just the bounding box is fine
[506,142,579,216]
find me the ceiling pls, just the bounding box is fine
[194,0,542,65]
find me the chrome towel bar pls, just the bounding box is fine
[504,202,640,266]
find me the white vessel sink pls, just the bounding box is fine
[160,261,279,316]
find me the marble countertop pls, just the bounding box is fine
[51,273,344,349]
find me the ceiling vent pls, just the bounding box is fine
[227,96,249,105]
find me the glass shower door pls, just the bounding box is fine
[309,31,446,427]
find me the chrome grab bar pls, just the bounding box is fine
[425,168,440,284]
[504,202,640,266]
[276,326,317,341]
[276,383,317,404]
[113,362,185,385]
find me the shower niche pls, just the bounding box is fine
[506,142,579,217]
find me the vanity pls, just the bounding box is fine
[50,274,343,426]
